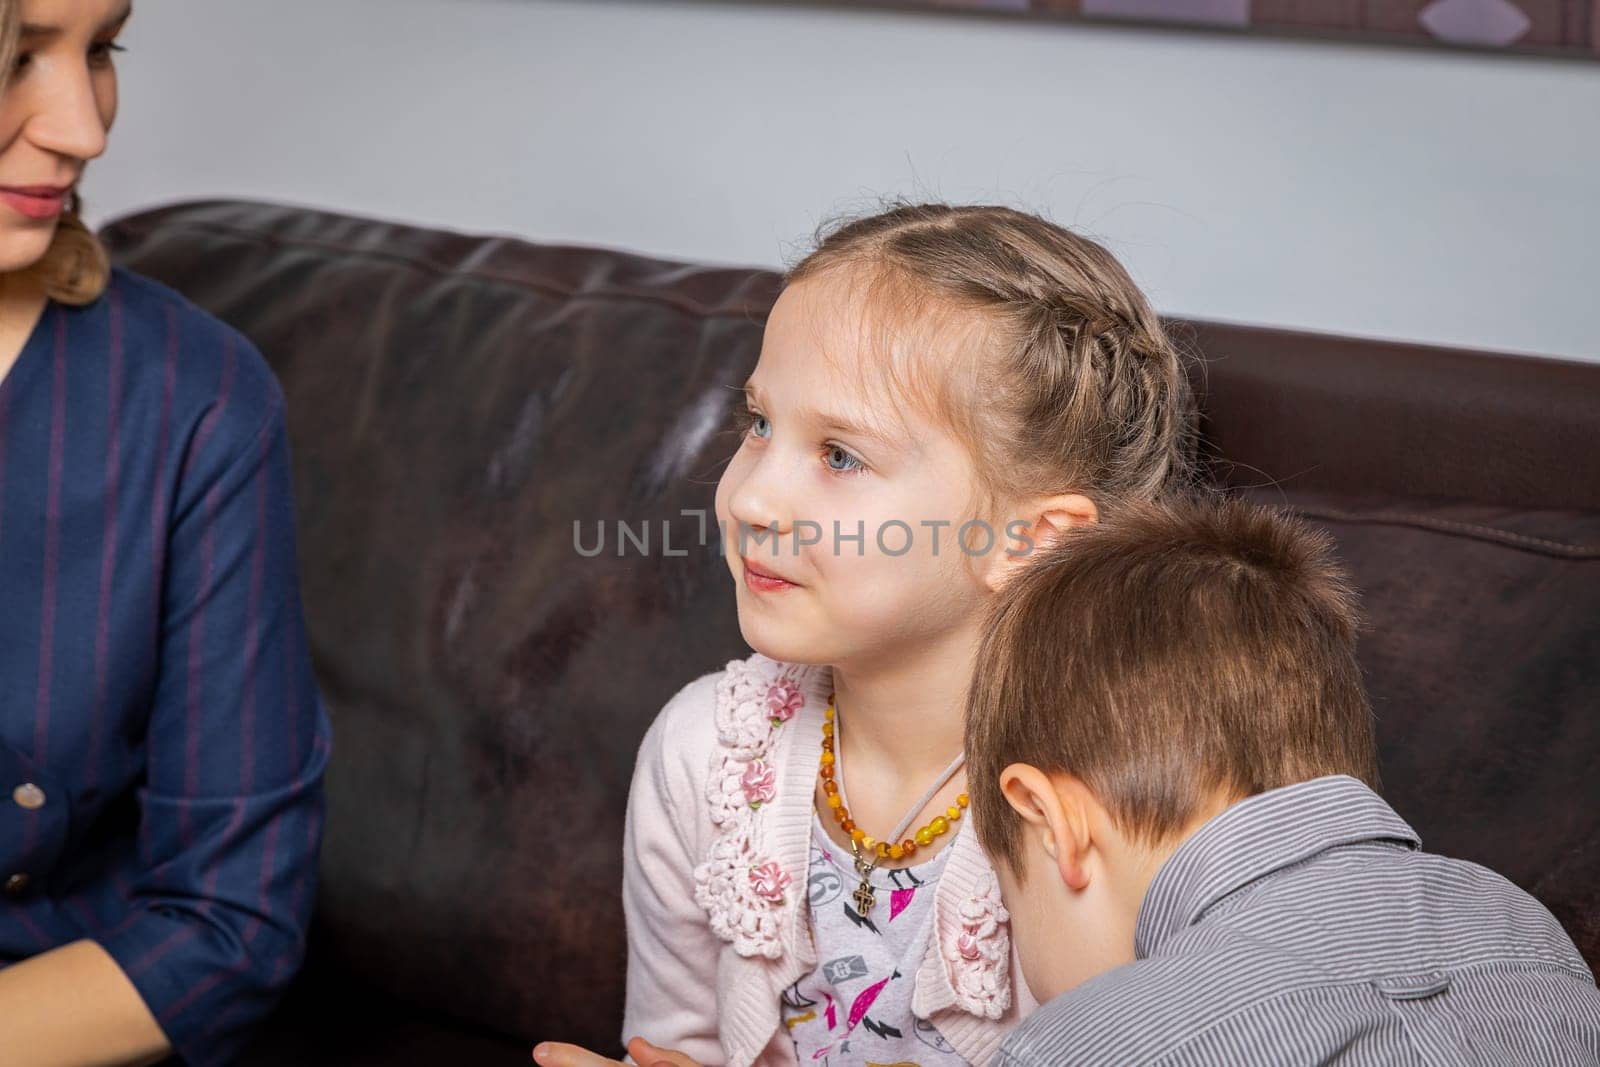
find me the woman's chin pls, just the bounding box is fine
[0,229,57,275]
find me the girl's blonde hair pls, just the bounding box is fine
[0,0,112,306]
[788,203,1196,514]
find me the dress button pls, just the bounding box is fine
[3,873,30,895]
[12,783,46,810]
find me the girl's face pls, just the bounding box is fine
[0,0,126,274]
[714,269,1007,669]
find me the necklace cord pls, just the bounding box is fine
[833,702,965,849]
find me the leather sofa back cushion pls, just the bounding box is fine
[99,202,1598,1048]
[1253,492,1598,966]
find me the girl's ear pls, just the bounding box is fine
[984,492,1099,593]
[999,764,1096,892]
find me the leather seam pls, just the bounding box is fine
[106,215,778,324]
[1292,506,1600,559]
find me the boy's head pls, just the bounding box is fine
[966,497,1380,1001]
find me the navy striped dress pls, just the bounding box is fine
[0,267,329,1064]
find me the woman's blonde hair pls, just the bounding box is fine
[0,0,111,306]
[788,203,1196,514]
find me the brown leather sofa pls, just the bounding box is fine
[98,201,1600,1065]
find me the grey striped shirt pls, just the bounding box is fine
[997,775,1600,1066]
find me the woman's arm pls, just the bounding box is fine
[88,340,330,1064]
[0,941,170,1067]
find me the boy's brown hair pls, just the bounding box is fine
[967,497,1381,872]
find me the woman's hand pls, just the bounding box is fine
[532,1036,702,1067]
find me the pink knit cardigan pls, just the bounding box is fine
[621,652,1037,1066]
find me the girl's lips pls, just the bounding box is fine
[741,557,800,594]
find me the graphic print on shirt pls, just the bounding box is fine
[809,862,845,908]
[886,867,923,923]
[912,1019,956,1056]
[784,821,969,1065]
[823,956,870,984]
[843,902,880,935]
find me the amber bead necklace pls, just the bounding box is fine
[819,695,969,914]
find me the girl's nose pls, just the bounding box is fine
[727,463,792,544]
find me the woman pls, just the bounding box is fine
[0,1,329,1063]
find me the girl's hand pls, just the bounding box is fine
[532,1037,703,1067]
[625,1037,703,1067]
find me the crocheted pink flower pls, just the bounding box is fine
[766,682,803,724]
[942,876,1013,1019]
[741,760,777,808]
[749,861,791,903]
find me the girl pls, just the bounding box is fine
[539,203,1193,1067]
[0,0,328,1063]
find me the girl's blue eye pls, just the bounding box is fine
[824,445,864,474]
[746,412,771,439]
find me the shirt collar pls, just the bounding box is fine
[1133,775,1421,960]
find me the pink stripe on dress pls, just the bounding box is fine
[179,334,237,845]
[33,310,68,764]
[17,313,66,870]
[88,287,127,790]
[239,418,270,795]
[160,814,282,1023]
[127,923,199,978]
[150,305,177,648]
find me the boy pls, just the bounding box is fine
[968,498,1600,1065]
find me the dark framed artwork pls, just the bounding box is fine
[773,1,1600,58]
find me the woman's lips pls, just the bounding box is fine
[742,557,800,594]
[0,187,69,220]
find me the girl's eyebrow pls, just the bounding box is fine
[742,384,895,445]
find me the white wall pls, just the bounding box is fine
[87,0,1600,361]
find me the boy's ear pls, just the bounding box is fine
[985,492,1098,593]
[998,763,1095,892]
